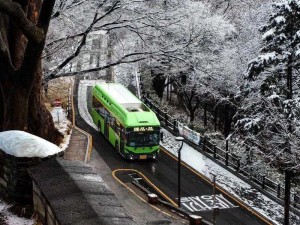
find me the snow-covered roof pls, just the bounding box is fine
[0,130,62,158]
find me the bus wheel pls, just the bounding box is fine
[97,121,101,132]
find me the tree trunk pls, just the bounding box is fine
[2,82,30,131]
[152,74,166,99]
[204,102,207,127]
[0,0,62,145]
[189,107,195,124]
[287,58,293,99]
[106,32,114,81]
[28,63,63,144]
[224,105,231,137]
[214,107,217,131]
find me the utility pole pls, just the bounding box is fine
[175,136,184,208]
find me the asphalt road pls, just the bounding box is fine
[73,80,269,225]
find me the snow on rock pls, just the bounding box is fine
[78,80,100,130]
[0,130,62,158]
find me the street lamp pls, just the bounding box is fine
[175,136,184,208]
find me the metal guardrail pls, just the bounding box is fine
[143,97,300,209]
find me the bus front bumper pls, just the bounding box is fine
[125,151,159,160]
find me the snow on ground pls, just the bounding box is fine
[50,106,72,150]
[78,80,100,130]
[0,201,34,225]
[78,80,300,225]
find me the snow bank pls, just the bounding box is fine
[0,201,34,225]
[0,130,62,158]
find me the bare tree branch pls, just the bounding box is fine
[45,52,151,82]
[44,0,121,81]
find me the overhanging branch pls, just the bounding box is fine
[44,53,148,82]
[44,0,121,81]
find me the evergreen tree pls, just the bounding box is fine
[233,0,300,169]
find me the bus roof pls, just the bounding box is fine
[93,83,160,128]
[97,83,140,104]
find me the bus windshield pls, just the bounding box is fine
[127,132,159,147]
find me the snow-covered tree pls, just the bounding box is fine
[137,0,239,127]
[44,0,185,82]
[205,0,272,74]
[233,0,300,169]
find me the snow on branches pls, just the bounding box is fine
[233,0,300,170]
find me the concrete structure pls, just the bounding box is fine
[0,148,58,204]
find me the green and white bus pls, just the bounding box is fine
[91,82,160,160]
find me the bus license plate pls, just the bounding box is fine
[140,155,147,160]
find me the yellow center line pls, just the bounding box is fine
[112,169,187,224]
[113,168,177,206]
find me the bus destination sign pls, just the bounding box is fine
[134,127,154,132]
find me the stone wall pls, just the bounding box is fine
[0,149,57,204]
[32,181,60,225]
